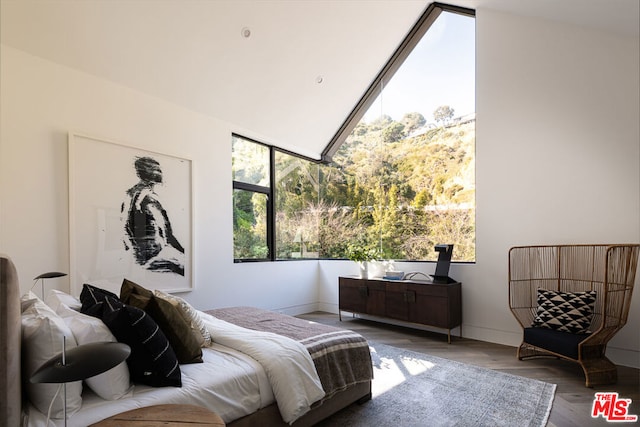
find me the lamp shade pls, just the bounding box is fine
[30,342,130,383]
[33,272,67,280]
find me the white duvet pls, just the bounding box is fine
[26,312,325,426]
[200,311,326,424]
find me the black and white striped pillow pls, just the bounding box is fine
[81,285,181,387]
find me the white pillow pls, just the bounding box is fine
[154,290,212,347]
[20,290,41,313]
[46,289,82,312]
[21,298,82,419]
[56,303,133,400]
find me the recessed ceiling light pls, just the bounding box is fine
[241,27,251,38]
[316,76,324,84]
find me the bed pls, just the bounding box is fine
[0,254,372,427]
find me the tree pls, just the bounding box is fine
[401,112,426,135]
[382,122,405,143]
[413,189,431,209]
[353,122,369,136]
[369,114,393,131]
[315,201,368,258]
[433,105,455,126]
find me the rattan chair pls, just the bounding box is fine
[508,244,639,387]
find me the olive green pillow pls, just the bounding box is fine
[120,279,203,364]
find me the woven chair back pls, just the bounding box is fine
[508,244,639,335]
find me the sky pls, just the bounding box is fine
[363,11,475,124]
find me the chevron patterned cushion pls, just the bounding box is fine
[532,289,596,334]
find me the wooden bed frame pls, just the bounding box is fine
[0,254,371,426]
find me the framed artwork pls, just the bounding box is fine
[69,132,193,295]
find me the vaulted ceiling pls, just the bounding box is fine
[1,0,638,159]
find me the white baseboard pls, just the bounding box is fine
[461,324,522,348]
[317,302,338,314]
[274,303,319,317]
[607,346,640,369]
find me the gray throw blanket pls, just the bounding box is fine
[206,307,373,400]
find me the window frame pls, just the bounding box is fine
[233,133,320,262]
[321,2,475,163]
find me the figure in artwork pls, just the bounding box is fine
[121,156,185,275]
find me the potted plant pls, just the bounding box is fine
[347,243,378,279]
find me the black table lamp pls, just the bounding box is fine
[31,340,131,426]
[33,271,67,299]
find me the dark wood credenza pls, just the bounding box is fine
[338,276,462,343]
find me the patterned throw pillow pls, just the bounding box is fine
[80,283,120,312]
[532,289,596,334]
[80,284,182,387]
[120,279,203,364]
[154,289,212,347]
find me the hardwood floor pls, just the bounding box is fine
[297,311,640,427]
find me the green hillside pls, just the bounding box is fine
[236,115,476,262]
[318,116,476,261]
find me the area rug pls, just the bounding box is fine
[317,342,556,427]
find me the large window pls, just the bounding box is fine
[233,4,475,263]
[324,7,476,262]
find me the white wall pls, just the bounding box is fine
[0,46,318,314]
[474,9,640,366]
[1,7,639,367]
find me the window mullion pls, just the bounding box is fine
[268,147,277,261]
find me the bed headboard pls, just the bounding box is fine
[1,254,22,427]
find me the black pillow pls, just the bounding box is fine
[80,283,120,312]
[120,279,203,364]
[82,292,181,387]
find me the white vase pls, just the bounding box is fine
[359,262,368,279]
